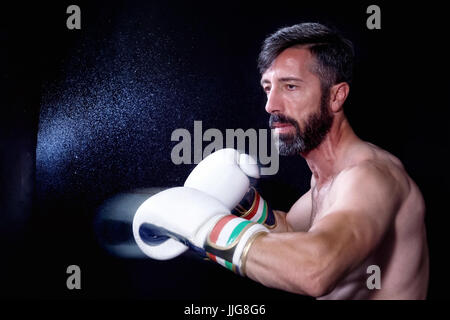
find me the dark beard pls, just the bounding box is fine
[269,92,333,155]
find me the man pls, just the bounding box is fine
[244,23,429,299]
[132,23,429,300]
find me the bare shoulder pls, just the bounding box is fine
[333,161,407,201]
[361,142,426,221]
[328,142,414,220]
[336,141,411,195]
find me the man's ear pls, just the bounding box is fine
[330,82,350,113]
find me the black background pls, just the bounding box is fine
[1,0,449,305]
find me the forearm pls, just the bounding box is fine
[245,231,326,296]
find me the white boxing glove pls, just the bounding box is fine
[132,187,268,276]
[184,148,276,228]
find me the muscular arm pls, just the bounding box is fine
[245,163,404,297]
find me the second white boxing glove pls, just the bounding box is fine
[184,148,276,228]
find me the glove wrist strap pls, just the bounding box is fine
[203,214,268,276]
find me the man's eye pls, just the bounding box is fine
[287,84,297,90]
[264,87,271,93]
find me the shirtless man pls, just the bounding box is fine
[132,23,429,300]
[244,23,429,299]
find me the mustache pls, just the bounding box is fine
[269,113,299,129]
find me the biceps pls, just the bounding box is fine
[324,191,398,257]
[311,212,385,274]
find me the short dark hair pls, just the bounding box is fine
[258,23,354,88]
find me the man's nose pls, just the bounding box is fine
[265,89,284,114]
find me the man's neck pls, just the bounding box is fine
[301,115,358,187]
